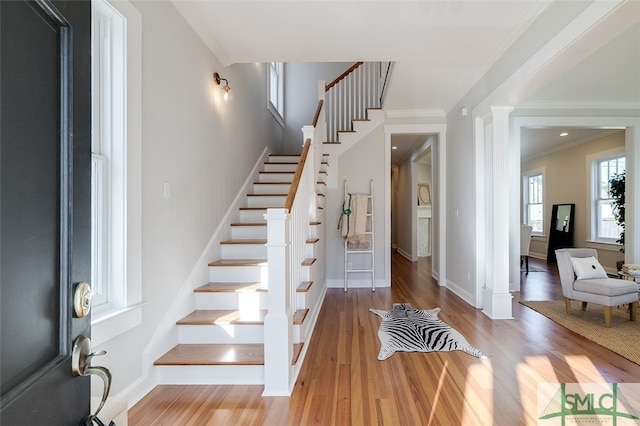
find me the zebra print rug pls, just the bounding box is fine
[369,303,487,360]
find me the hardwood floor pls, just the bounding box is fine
[129,253,640,425]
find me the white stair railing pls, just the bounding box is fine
[263,91,326,396]
[325,61,392,142]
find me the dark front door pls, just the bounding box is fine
[1,0,92,424]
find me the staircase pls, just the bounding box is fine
[154,153,328,387]
[152,61,389,393]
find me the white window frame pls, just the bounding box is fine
[91,0,143,346]
[522,168,545,236]
[267,62,284,127]
[586,147,625,249]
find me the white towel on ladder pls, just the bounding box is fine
[340,193,369,248]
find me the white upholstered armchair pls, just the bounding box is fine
[555,248,638,327]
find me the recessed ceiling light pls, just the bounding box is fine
[560,132,569,137]
[392,146,397,150]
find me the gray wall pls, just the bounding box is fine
[95,0,282,398]
[283,62,351,153]
[325,126,386,287]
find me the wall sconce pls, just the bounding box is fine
[213,72,231,101]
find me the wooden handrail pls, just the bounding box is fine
[325,62,363,91]
[284,138,311,211]
[312,100,324,127]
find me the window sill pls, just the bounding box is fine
[585,240,623,252]
[91,303,145,346]
[267,102,284,128]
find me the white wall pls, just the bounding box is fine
[93,0,282,401]
[283,62,352,153]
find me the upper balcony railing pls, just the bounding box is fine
[324,61,392,142]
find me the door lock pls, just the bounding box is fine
[73,282,92,317]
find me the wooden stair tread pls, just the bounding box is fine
[301,258,316,267]
[293,309,309,325]
[178,310,267,325]
[155,343,304,366]
[322,141,341,144]
[247,193,288,196]
[292,343,303,365]
[310,221,321,225]
[259,171,295,174]
[297,281,313,292]
[154,344,264,366]
[220,239,266,245]
[239,207,278,211]
[306,238,319,244]
[230,222,266,227]
[195,282,267,293]
[208,259,267,267]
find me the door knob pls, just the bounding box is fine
[72,335,112,418]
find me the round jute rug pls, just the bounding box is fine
[520,299,640,365]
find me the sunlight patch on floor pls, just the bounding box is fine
[517,356,560,424]
[462,358,494,425]
[426,360,448,426]
[563,354,608,382]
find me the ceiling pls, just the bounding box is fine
[171,0,640,163]
[171,0,550,113]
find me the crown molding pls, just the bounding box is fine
[516,101,640,111]
[384,109,446,118]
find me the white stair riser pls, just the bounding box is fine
[259,172,294,183]
[305,243,317,259]
[269,155,300,163]
[296,292,310,309]
[316,183,326,193]
[301,265,313,283]
[195,292,267,310]
[156,365,264,385]
[239,209,267,222]
[293,320,311,344]
[209,265,268,282]
[178,325,264,344]
[221,243,266,259]
[309,225,319,239]
[247,195,287,207]
[253,183,291,194]
[263,163,298,172]
[231,226,267,240]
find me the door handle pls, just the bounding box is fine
[72,335,112,418]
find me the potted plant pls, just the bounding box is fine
[609,171,625,271]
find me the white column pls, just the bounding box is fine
[626,125,639,265]
[483,106,514,319]
[262,208,293,396]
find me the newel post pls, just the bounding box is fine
[262,208,293,396]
